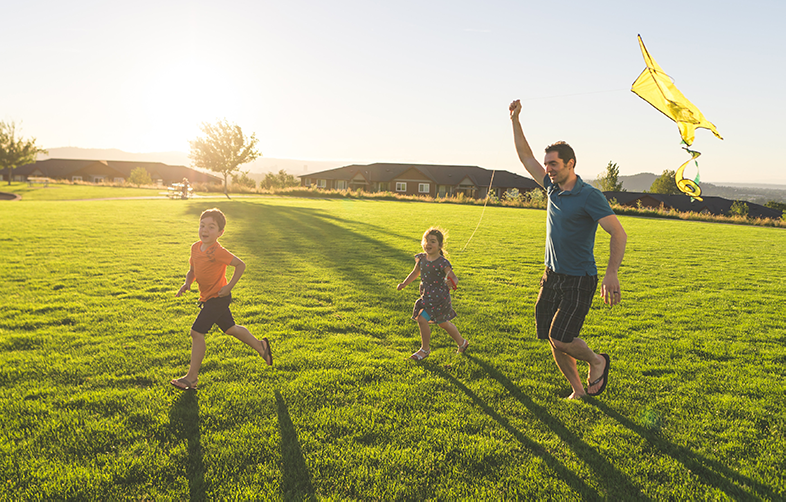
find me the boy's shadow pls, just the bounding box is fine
[276,389,316,501]
[169,392,206,501]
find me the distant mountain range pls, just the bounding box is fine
[38,147,785,203]
[594,173,786,205]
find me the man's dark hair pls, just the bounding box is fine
[545,141,576,168]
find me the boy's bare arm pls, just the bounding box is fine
[176,265,195,297]
[219,256,246,297]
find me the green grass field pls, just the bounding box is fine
[1,191,784,500]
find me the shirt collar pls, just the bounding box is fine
[558,175,585,195]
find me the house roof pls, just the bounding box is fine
[14,159,222,184]
[308,162,540,190]
[603,191,782,219]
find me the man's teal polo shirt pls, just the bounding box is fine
[543,174,614,276]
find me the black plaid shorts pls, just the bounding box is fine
[535,268,597,343]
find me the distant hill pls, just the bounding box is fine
[587,173,786,205]
[39,147,349,177]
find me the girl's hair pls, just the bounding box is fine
[421,227,449,258]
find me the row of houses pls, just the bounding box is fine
[7,157,781,218]
[5,159,222,186]
[302,162,782,218]
[301,162,541,199]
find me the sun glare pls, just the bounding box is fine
[131,58,240,152]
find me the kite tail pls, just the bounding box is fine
[675,147,703,201]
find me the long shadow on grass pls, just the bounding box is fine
[170,392,206,501]
[275,390,316,501]
[188,202,416,339]
[588,400,781,501]
[422,364,603,500]
[461,356,653,501]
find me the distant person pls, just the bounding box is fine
[181,178,190,199]
[397,227,468,361]
[171,208,272,391]
[509,99,627,400]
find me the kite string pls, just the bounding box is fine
[461,170,496,252]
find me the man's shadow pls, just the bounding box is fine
[276,390,316,501]
[468,355,778,501]
[428,357,654,500]
[169,392,206,501]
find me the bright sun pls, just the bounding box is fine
[131,58,240,152]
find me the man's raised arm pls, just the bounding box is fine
[510,99,546,187]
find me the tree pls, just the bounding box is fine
[728,200,749,217]
[231,170,257,189]
[188,120,260,199]
[0,121,47,185]
[261,169,299,189]
[129,167,153,187]
[648,170,681,195]
[595,161,625,192]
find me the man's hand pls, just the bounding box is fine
[218,285,232,297]
[176,284,190,297]
[509,99,522,120]
[600,272,621,306]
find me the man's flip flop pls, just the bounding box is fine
[261,337,273,366]
[170,377,197,391]
[587,353,610,396]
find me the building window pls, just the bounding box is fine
[317,179,326,188]
[304,178,311,186]
[336,180,348,190]
[396,182,407,192]
[72,176,82,182]
[114,177,125,184]
[418,183,430,193]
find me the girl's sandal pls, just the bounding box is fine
[457,339,470,354]
[409,348,431,361]
[170,377,198,391]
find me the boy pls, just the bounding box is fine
[171,208,272,391]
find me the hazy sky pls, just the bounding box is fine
[3,0,784,183]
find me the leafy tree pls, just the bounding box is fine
[764,201,786,215]
[188,120,260,199]
[648,170,681,195]
[261,169,299,189]
[129,167,152,187]
[595,161,625,192]
[0,121,47,186]
[231,170,257,189]
[728,200,749,217]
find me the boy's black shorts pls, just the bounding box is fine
[535,268,597,343]
[192,294,236,334]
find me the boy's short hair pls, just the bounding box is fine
[200,208,226,231]
[545,141,576,168]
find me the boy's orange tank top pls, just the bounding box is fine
[190,241,235,302]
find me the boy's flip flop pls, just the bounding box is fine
[261,337,273,366]
[170,377,197,391]
[587,353,610,396]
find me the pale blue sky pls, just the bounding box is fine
[2,0,784,183]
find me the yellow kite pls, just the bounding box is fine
[631,35,722,146]
[631,35,722,200]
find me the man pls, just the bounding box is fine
[509,99,627,400]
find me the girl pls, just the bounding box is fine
[397,227,469,361]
